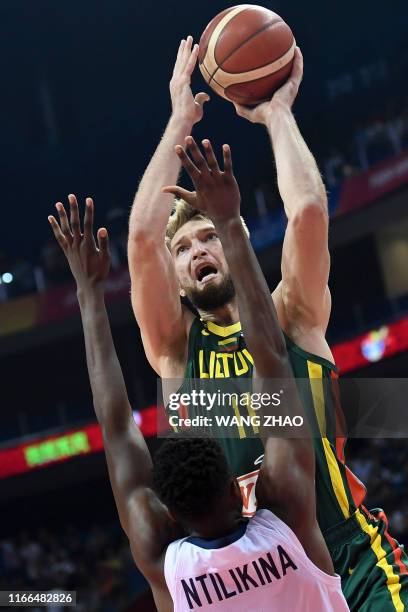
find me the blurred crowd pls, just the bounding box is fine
[0,207,128,302]
[0,523,148,612]
[348,438,408,545]
[324,104,408,189]
[1,105,408,303]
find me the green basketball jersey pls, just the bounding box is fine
[178,317,366,532]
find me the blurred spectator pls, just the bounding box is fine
[0,259,38,300]
[324,148,346,188]
[348,438,408,546]
[105,207,128,268]
[0,538,22,585]
[40,240,72,290]
[0,522,148,611]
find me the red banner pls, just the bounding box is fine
[332,318,408,373]
[0,424,103,479]
[0,406,158,480]
[336,150,408,216]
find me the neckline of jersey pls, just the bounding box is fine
[184,520,248,550]
[200,319,338,372]
[203,319,242,337]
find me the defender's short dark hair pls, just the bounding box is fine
[153,437,232,520]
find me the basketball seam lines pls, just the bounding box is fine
[209,16,283,83]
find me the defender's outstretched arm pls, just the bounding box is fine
[48,197,177,584]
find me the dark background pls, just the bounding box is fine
[1,0,407,258]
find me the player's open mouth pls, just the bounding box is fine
[196,265,218,284]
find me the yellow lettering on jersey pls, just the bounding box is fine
[199,349,253,378]
[234,351,249,376]
[217,353,234,378]
[199,350,215,378]
[199,350,208,378]
[208,351,215,377]
[215,354,225,378]
[242,348,254,365]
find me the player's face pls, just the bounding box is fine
[170,218,235,311]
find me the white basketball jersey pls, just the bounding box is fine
[164,508,349,611]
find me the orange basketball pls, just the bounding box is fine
[198,4,295,106]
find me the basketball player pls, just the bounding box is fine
[128,37,408,610]
[48,192,348,611]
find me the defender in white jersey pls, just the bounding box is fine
[48,144,348,611]
[165,509,346,611]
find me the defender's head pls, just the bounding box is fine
[166,199,249,312]
[153,436,242,531]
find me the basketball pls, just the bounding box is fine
[198,4,295,106]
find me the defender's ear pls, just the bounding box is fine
[231,478,242,502]
[180,287,186,298]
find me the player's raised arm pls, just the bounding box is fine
[234,48,330,334]
[128,37,209,374]
[163,141,332,572]
[48,196,179,587]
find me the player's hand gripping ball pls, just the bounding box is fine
[198,4,295,106]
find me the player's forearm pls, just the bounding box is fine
[129,114,194,243]
[215,217,287,373]
[77,285,133,433]
[267,103,327,219]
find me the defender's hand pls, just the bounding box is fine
[170,36,210,126]
[234,47,303,125]
[48,195,110,290]
[162,137,241,224]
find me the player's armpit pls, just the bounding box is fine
[281,202,330,329]
[128,236,188,374]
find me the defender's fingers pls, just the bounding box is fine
[48,215,68,250]
[185,136,210,173]
[55,202,72,240]
[175,145,201,183]
[68,194,81,239]
[97,227,110,258]
[83,197,94,239]
[202,139,221,174]
[222,144,233,174]
[161,186,197,206]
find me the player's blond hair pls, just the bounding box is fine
[165,198,250,250]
